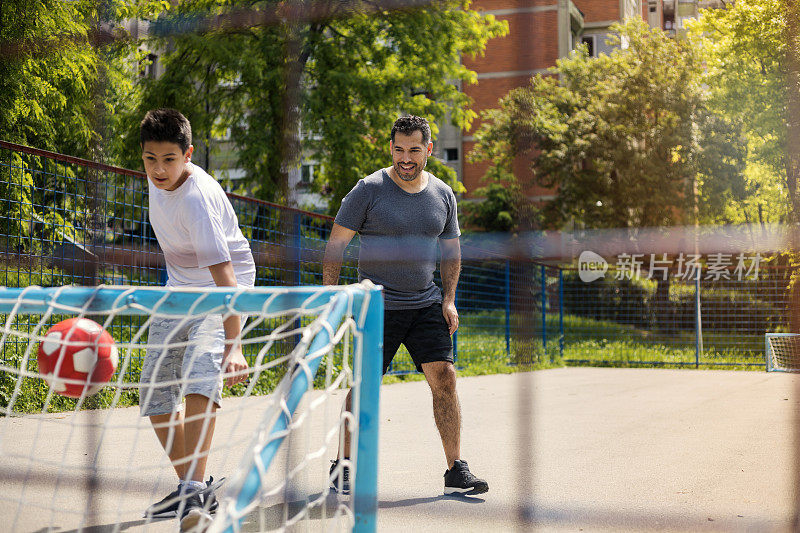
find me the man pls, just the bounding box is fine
[322,115,488,496]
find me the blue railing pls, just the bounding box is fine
[0,140,516,376]
[1,140,794,373]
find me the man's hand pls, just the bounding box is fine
[223,345,249,387]
[443,299,459,336]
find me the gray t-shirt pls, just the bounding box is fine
[334,168,461,310]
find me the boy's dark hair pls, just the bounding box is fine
[391,115,431,145]
[140,108,192,153]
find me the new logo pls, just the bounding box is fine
[578,251,607,282]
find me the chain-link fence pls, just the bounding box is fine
[0,140,520,377]
[2,140,793,377]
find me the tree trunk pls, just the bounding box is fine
[785,0,800,226]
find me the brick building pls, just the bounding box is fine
[440,0,725,200]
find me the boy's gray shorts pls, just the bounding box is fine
[139,315,226,417]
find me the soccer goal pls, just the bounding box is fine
[765,333,800,372]
[0,282,382,532]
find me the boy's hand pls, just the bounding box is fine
[223,345,249,387]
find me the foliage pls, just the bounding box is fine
[0,0,160,155]
[471,19,746,230]
[690,0,790,224]
[460,182,518,232]
[119,0,507,211]
[0,1,163,255]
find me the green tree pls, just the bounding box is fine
[0,0,164,252]
[120,0,507,211]
[1,0,100,153]
[471,19,745,230]
[691,0,790,224]
[460,182,517,232]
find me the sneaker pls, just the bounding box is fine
[144,476,224,518]
[179,492,213,532]
[443,460,488,495]
[329,459,351,494]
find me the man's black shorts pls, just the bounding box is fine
[382,303,454,374]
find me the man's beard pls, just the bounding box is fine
[394,158,427,182]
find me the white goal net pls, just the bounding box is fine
[765,333,800,372]
[0,282,383,533]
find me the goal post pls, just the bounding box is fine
[0,282,383,533]
[765,333,800,372]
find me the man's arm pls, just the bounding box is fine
[439,237,461,335]
[208,260,248,387]
[323,223,357,285]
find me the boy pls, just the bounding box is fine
[138,108,256,531]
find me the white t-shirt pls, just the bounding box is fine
[148,163,256,288]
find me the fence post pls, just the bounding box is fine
[505,260,511,358]
[559,268,564,360]
[541,264,547,352]
[292,212,302,285]
[695,273,703,369]
[453,287,459,364]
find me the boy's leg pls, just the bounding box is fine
[148,395,216,483]
[180,315,226,480]
[150,410,188,480]
[183,394,218,482]
[140,317,188,480]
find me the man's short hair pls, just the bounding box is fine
[140,108,192,153]
[391,115,431,145]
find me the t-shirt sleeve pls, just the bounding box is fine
[334,179,370,232]
[439,187,461,239]
[187,198,232,268]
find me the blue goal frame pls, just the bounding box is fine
[0,284,383,533]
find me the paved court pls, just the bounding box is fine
[1,367,798,532]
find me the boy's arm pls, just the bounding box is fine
[323,223,357,285]
[439,237,461,335]
[208,260,248,387]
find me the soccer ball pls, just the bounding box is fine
[37,318,118,398]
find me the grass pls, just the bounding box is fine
[1,309,773,413]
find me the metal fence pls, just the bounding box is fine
[551,259,793,369]
[1,140,794,376]
[0,140,515,377]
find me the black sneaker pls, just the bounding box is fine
[444,460,488,495]
[329,459,351,494]
[144,476,224,518]
[179,492,213,532]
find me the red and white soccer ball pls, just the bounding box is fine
[37,318,118,398]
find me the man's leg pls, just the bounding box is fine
[421,358,488,495]
[338,389,353,460]
[337,307,404,461]
[421,360,461,468]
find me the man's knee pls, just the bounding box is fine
[423,361,457,394]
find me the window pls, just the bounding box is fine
[581,36,595,57]
[143,54,158,79]
[444,148,459,162]
[300,163,315,185]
